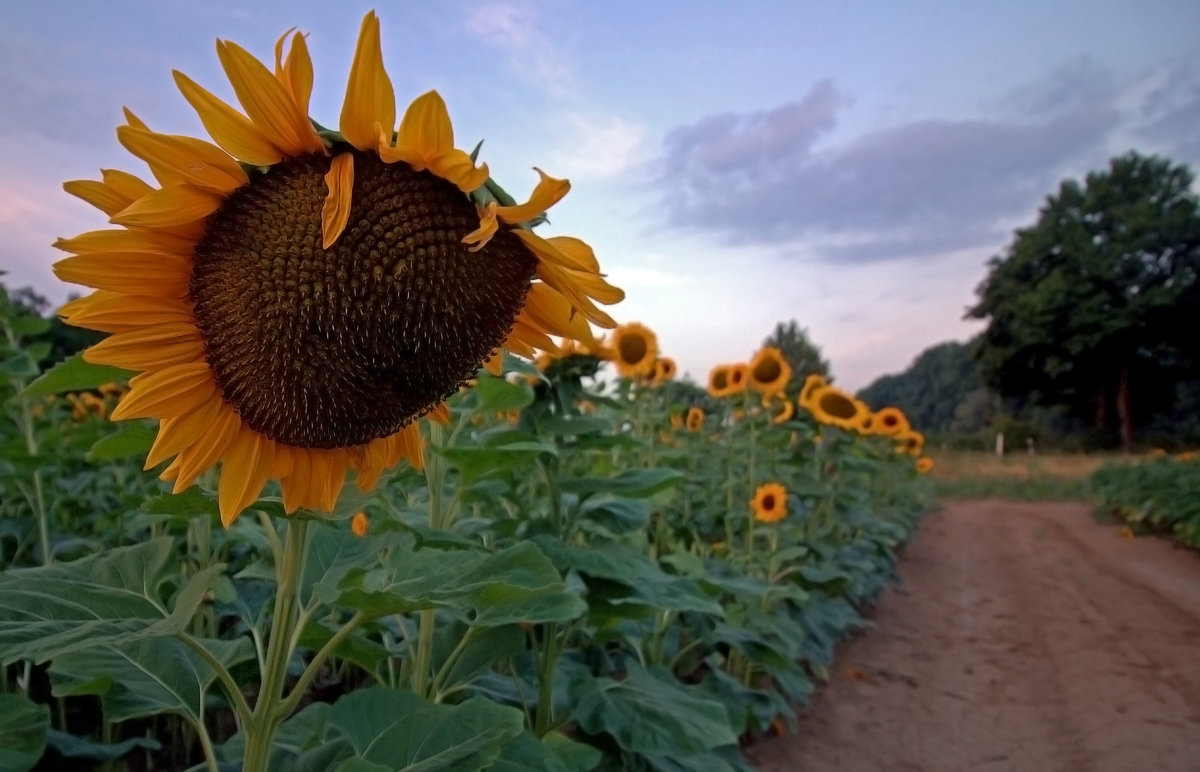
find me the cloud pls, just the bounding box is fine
[1135,59,1200,164]
[547,111,649,179]
[657,70,1124,263]
[464,1,573,95]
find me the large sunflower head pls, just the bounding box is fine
[751,482,787,524]
[806,385,866,431]
[54,13,622,527]
[874,407,910,436]
[610,322,658,378]
[748,346,791,395]
[707,364,732,398]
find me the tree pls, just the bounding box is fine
[762,320,829,388]
[968,151,1200,451]
[857,340,983,433]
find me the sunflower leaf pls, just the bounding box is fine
[13,352,133,402]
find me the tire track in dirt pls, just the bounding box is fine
[747,500,1200,772]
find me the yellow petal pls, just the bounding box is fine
[54,255,192,298]
[429,150,490,193]
[117,126,247,193]
[496,168,570,224]
[218,427,275,526]
[275,30,314,116]
[340,11,395,151]
[111,363,216,420]
[216,40,323,156]
[509,319,559,354]
[395,90,453,167]
[428,403,451,425]
[54,228,195,257]
[62,291,191,335]
[63,180,134,217]
[82,323,204,370]
[280,448,313,513]
[110,184,224,229]
[544,236,601,272]
[145,396,224,469]
[173,70,283,166]
[520,283,595,343]
[482,351,503,376]
[462,202,498,252]
[321,153,355,249]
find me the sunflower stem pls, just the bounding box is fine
[413,421,450,697]
[242,517,309,772]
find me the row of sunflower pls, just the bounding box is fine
[0,13,931,772]
[1091,453,1200,549]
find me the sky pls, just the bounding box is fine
[2,0,1198,390]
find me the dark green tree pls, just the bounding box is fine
[858,341,983,433]
[762,320,829,388]
[968,151,1200,451]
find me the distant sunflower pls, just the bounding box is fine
[726,363,750,395]
[707,364,732,398]
[856,411,875,435]
[611,322,658,378]
[748,346,791,395]
[751,482,787,524]
[896,429,925,456]
[669,412,683,430]
[772,400,794,425]
[651,356,677,384]
[798,373,828,410]
[873,407,910,436]
[55,13,622,526]
[916,456,934,474]
[806,385,866,431]
[686,406,705,432]
[350,511,369,537]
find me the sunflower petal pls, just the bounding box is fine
[82,323,204,370]
[482,351,503,376]
[496,168,570,224]
[117,126,247,193]
[395,90,453,166]
[429,150,489,193]
[144,397,221,468]
[218,428,275,526]
[173,70,283,166]
[170,403,241,491]
[111,363,216,420]
[520,283,595,343]
[63,180,134,217]
[340,11,395,151]
[216,40,322,156]
[462,202,498,252]
[321,153,355,249]
[110,184,224,228]
[54,255,192,298]
[54,228,195,256]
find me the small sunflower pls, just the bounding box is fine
[873,407,910,436]
[915,456,933,474]
[669,412,683,430]
[55,13,622,526]
[797,373,828,410]
[726,363,750,395]
[350,511,369,537]
[806,385,866,431]
[748,346,791,395]
[751,482,787,524]
[686,406,705,432]
[611,322,658,378]
[707,364,732,398]
[895,429,925,456]
[771,400,794,425]
[651,357,677,384]
[856,411,875,435]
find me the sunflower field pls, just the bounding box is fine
[0,12,932,772]
[1090,454,1200,548]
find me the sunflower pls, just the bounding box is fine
[669,412,683,430]
[726,363,750,395]
[55,13,622,526]
[797,373,828,410]
[707,364,732,398]
[772,400,794,425]
[895,429,925,456]
[873,407,910,436]
[856,411,875,435]
[915,456,934,474]
[751,482,787,524]
[686,406,705,432]
[611,322,658,378]
[350,511,369,537]
[805,385,866,431]
[651,357,677,384]
[748,346,791,395]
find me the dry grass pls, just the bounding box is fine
[925,450,1135,500]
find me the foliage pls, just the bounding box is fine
[0,291,933,770]
[858,341,983,434]
[969,151,1200,450]
[763,320,830,387]
[1091,455,1200,548]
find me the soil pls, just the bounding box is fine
[746,500,1200,772]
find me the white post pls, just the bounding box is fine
[995,432,1005,457]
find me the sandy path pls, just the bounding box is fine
[747,500,1200,772]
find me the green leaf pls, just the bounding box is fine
[578,497,650,535]
[329,687,523,770]
[559,469,685,499]
[9,316,50,338]
[0,694,48,772]
[570,664,737,757]
[0,539,224,664]
[14,352,132,402]
[438,625,525,689]
[44,729,160,763]
[49,637,254,724]
[542,731,603,772]
[488,732,577,772]
[87,422,156,461]
[473,377,534,412]
[0,352,38,378]
[303,522,379,607]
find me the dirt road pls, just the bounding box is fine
[747,500,1200,772]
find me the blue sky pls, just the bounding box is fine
[3,0,1198,389]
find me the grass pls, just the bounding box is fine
[926,450,1129,501]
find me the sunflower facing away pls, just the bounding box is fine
[610,322,658,378]
[55,12,622,526]
[751,482,787,524]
